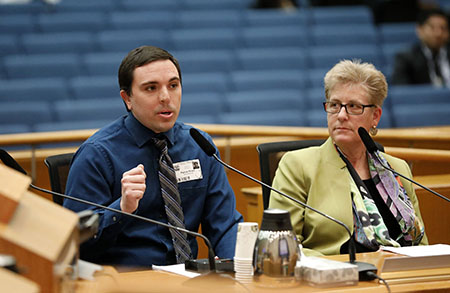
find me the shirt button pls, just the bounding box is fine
[113,216,117,222]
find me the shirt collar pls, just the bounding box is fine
[124,112,175,148]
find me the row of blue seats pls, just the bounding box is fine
[0,0,255,14]
[0,43,411,81]
[0,85,449,133]
[1,63,427,102]
[0,4,372,28]
[0,22,416,55]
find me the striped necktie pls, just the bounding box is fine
[153,137,192,263]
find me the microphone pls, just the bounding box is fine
[0,148,217,271]
[358,127,449,203]
[189,128,378,280]
[0,149,27,175]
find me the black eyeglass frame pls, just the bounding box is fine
[322,102,376,115]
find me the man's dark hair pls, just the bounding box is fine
[417,8,449,26]
[118,46,182,96]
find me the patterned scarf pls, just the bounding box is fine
[350,150,425,250]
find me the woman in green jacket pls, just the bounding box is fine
[269,60,428,257]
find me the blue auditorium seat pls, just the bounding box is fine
[36,12,107,33]
[241,26,309,48]
[229,69,307,92]
[4,54,82,79]
[180,94,225,117]
[34,119,113,132]
[179,10,244,28]
[244,9,309,27]
[218,110,306,126]
[307,68,327,89]
[311,24,377,47]
[82,52,124,76]
[109,11,176,30]
[224,90,305,113]
[0,35,21,57]
[182,72,230,94]
[170,28,239,51]
[0,2,48,15]
[438,0,450,10]
[310,5,373,25]
[119,0,180,11]
[306,110,327,127]
[0,124,31,134]
[378,22,417,45]
[309,45,382,70]
[53,99,125,122]
[68,76,118,100]
[0,77,70,102]
[236,47,309,71]
[97,29,169,53]
[0,101,53,127]
[305,87,325,110]
[392,104,450,127]
[177,115,218,124]
[380,43,412,70]
[0,14,36,34]
[378,108,392,129]
[21,32,97,54]
[51,0,119,12]
[388,85,450,107]
[180,0,252,10]
[174,50,237,74]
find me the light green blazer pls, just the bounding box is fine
[269,137,428,256]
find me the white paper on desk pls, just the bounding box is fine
[78,259,103,281]
[152,263,201,278]
[381,244,450,257]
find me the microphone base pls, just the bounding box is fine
[185,258,234,273]
[349,261,377,281]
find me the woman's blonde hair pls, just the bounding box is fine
[324,59,388,106]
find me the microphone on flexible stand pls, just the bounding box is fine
[189,128,378,281]
[0,148,217,272]
[357,127,449,203]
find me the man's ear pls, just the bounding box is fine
[120,90,132,111]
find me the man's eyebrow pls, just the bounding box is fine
[141,77,180,85]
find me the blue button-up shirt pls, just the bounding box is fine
[64,113,243,267]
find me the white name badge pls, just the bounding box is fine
[173,159,203,183]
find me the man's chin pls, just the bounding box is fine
[149,120,177,134]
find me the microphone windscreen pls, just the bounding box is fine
[0,149,27,175]
[358,127,378,154]
[189,128,216,157]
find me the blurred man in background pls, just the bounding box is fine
[391,8,450,87]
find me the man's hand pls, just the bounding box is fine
[120,164,146,213]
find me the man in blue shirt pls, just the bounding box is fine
[64,46,243,267]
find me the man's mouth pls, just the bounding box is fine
[159,111,173,117]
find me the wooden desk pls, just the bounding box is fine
[73,251,450,293]
[242,174,450,245]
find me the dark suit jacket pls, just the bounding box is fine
[391,43,450,85]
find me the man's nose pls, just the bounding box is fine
[159,88,170,102]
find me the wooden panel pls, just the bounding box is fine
[0,267,40,293]
[0,191,79,293]
[414,174,450,245]
[0,164,31,224]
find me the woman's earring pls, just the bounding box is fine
[369,125,378,136]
